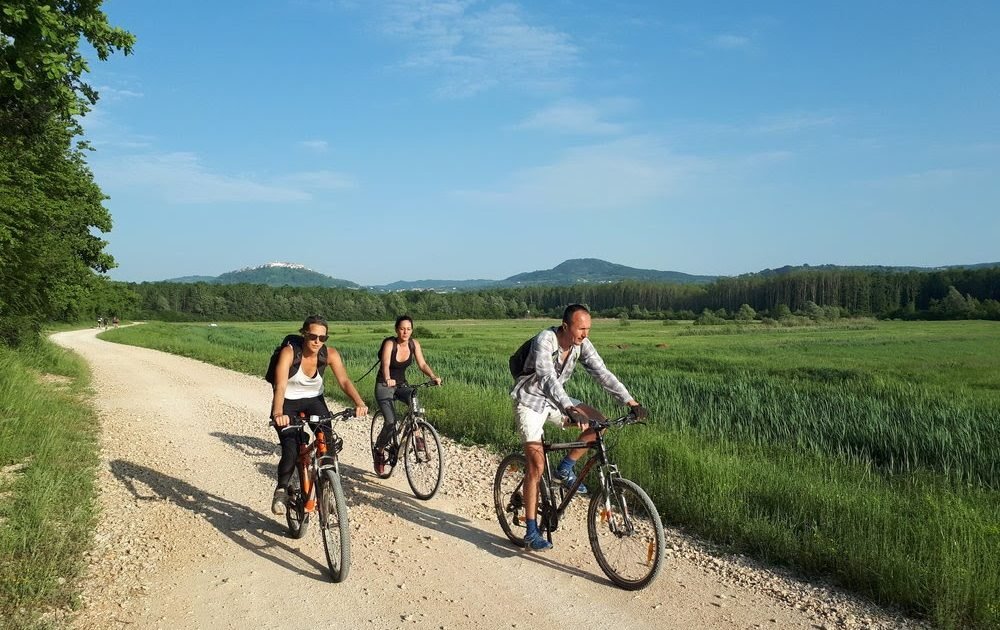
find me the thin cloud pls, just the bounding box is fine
[367,1,579,97]
[452,136,706,212]
[752,113,838,134]
[278,170,356,190]
[96,85,145,100]
[872,167,984,191]
[93,152,317,203]
[297,139,330,152]
[709,33,751,50]
[514,99,632,135]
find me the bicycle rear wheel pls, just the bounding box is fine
[493,453,542,547]
[318,468,351,582]
[403,420,444,500]
[369,412,396,479]
[587,477,665,590]
[285,477,308,539]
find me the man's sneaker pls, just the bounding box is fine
[271,488,288,515]
[523,530,552,552]
[555,468,588,495]
[373,450,386,475]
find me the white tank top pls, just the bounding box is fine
[284,363,324,400]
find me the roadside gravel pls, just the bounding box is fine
[49,327,926,630]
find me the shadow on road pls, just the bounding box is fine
[109,458,331,583]
[210,431,278,457]
[341,464,609,587]
[210,431,279,478]
[206,429,610,586]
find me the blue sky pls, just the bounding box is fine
[83,1,999,285]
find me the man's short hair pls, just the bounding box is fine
[562,303,590,324]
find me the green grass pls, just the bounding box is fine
[100,319,1000,628]
[0,338,99,630]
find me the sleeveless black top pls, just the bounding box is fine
[377,338,415,385]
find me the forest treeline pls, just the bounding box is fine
[113,266,1000,322]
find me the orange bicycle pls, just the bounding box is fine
[274,408,353,582]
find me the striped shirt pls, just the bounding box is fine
[510,327,633,414]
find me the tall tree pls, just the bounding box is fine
[1,1,133,344]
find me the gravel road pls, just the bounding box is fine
[50,327,923,630]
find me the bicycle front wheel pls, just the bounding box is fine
[403,420,444,500]
[318,468,351,582]
[285,477,308,540]
[587,477,665,590]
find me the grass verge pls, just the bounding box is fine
[0,338,99,630]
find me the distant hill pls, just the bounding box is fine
[159,259,1000,291]
[167,263,359,288]
[375,279,498,291]
[167,275,219,284]
[751,262,1000,277]
[501,258,716,286]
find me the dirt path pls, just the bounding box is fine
[51,327,920,630]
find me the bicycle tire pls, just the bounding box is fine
[403,420,444,500]
[369,411,396,479]
[318,468,351,582]
[285,476,308,539]
[587,477,665,590]
[493,452,543,547]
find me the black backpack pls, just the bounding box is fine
[264,334,328,387]
[508,336,535,380]
[378,336,416,357]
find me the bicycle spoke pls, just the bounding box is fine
[494,453,539,546]
[319,469,351,582]
[404,421,444,500]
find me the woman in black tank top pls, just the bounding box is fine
[372,315,442,474]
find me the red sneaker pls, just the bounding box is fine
[373,450,386,475]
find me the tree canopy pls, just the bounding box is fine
[1,0,133,345]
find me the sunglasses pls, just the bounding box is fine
[303,332,329,342]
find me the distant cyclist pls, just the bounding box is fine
[510,304,641,551]
[269,315,368,515]
[372,315,442,474]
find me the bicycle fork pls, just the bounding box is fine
[596,465,631,534]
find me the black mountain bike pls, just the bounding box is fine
[493,406,665,590]
[369,381,445,500]
[275,409,353,582]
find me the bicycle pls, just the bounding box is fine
[493,405,666,590]
[368,381,445,500]
[274,408,353,582]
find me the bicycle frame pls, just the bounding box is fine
[385,382,434,460]
[536,428,619,534]
[281,413,347,513]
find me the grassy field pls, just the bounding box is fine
[100,318,1000,628]
[0,337,99,630]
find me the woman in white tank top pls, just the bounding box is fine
[268,315,369,515]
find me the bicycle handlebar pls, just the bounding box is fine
[396,380,440,391]
[567,405,648,429]
[270,408,355,429]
